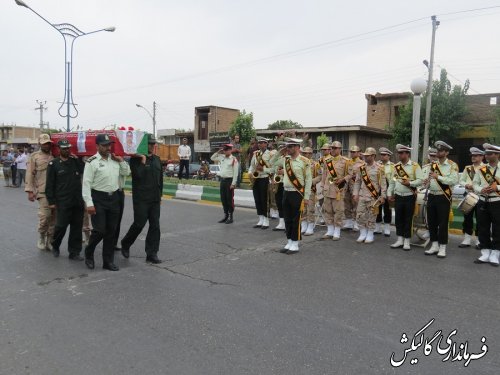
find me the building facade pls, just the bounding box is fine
[0,124,41,150]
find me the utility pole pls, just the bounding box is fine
[153,101,157,136]
[35,99,48,130]
[422,15,440,163]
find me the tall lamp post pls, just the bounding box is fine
[410,77,427,162]
[14,0,115,132]
[136,102,157,136]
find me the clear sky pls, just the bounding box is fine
[1,0,499,133]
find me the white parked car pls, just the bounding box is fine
[209,164,221,180]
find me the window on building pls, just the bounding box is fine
[490,97,497,106]
[394,106,400,120]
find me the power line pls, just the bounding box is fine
[437,5,500,17]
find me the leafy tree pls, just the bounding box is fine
[267,120,303,130]
[229,110,255,145]
[316,133,329,150]
[488,107,500,144]
[390,69,469,151]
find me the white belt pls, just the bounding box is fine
[395,192,414,197]
[284,187,296,192]
[428,191,444,196]
[480,197,500,202]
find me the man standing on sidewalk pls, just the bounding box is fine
[211,143,239,224]
[1,150,14,187]
[177,137,191,180]
[46,139,85,260]
[15,147,28,187]
[121,136,163,264]
[25,134,55,251]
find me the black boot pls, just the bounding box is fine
[218,213,229,223]
[225,213,233,224]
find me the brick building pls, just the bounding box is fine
[365,92,411,130]
[0,124,41,150]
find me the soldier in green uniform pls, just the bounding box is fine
[46,139,85,259]
[82,134,131,271]
[211,143,239,224]
[120,136,163,264]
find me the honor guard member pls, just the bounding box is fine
[45,139,85,260]
[472,143,500,266]
[113,163,127,252]
[211,143,239,224]
[320,141,350,240]
[25,134,55,251]
[458,147,485,248]
[388,144,423,250]
[268,145,279,219]
[120,136,163,263]
[269,142,287,231]
[353,147,387,243]
[419,147,438,240]
[319,143,332,165]
[248,136,273,229]
[375,147,394,236]
[278,138,312,254]
[423,141,459,258]
[343,145,364,231]
[301,147,321,236]
[82,134,131,271]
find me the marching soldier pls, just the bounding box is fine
[277,138,312,254]
[269,143,286,231]
[473,143,500,266]
[120,136,163,263]
[388,145,423,251]
[343,145,364,231]
[419,147,438,241]
[211,143,239,224]
[353,148,387,243]
[301,147,321,236]
[375,147,394,236]
[268,145,279,219]
[458,147,485,249]
[423,141,459,258]
[320,141,351,240]
[82,134,130,271]
[45,139,85,260]
[318,143,332,165]
[248,136,273,229]
[25,134,55,251]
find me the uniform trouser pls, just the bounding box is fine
[113,189,125,247]
[394,195,416,239]
[283,191,303,241]
[179,160,189,179]
[356,199,377,230]
[85,190,120,264]
[323,195,345,227]
[275,183,284,217]
[462,205,478,236]
[121,200,161,256]
[376,199,392,224]
[476,200,500,250]
[37,196,56,237]
[427,194,451,244]
[52,203,84,255]
[252,178,269,216]
[304,193,316,222]
[220,178,235,214]
[11,165,16,186]
[269,183,278,211]
[3,168,11,185]
[344,189,357,220]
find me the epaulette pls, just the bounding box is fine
[298,155,309,163]
[342,156,350,161]
[86,156,97,163]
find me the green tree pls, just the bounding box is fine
[267,120,303,130]
[391,69,469,150]
[229,110,255,145]
[316,133,329,150]
[488,107,500,144]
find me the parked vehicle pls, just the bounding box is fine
[209,164,221,181]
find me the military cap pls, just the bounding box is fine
[378,147,393,156]
[96,133,114,145]
[321,143,332,150]
[434,140,453,151]
[396,144,412,153]
[362,147,377,156]
[331,141,342,148]
[256,136,270,143]
[57,139,72,149]
[302,147,313,153]
[284,137,302,146]
[427,147,438,156]
[39,134,52,144]
[148,135,158,144]
[222,143,233,150]
[483,143,500,153]
[469,147,484,156]
[350,145,361,152]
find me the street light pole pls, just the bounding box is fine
[410,78,427,162]
[136,102,157,136]
[14,0,115,132]
[422,15,439,163]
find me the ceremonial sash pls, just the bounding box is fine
[326,158,346,189]
[431,162,452,201]
[479,166,500,196]
[394,163,416,194]
[256,151,269,168]
[285,157,304,195]
[466,166,475,181]
[359,165,380,200]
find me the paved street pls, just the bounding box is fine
[0,186,498,375]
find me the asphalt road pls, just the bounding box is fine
[0,186,498,375]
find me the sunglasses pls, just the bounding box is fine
[286,145,296,148]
